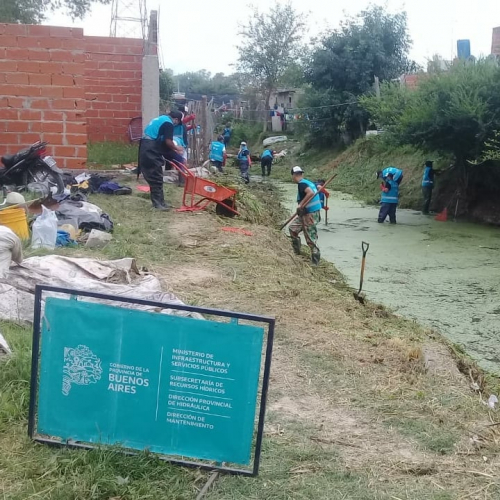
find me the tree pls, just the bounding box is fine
[159,69,174,104]
[478,131,500,162]
[303,5,416,146]
[361,59,500,202]
[236,1,307,130]
[0,0,111,24]
[172,70,240,96]
[278,61,306,88]
[307,6,415,94]
[360,82,414,130]
[382,60,499,165]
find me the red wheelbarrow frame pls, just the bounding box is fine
[166,160,240,216]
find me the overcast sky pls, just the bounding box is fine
[47,0,500,74]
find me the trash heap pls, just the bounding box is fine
[0,256,203,324]
[0,172,133,276]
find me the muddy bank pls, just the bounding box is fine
[282,184,500,374]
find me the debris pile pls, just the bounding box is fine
[0,256,203,324]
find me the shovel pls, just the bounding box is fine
[324,195,329,225]
[353,241,369,304]
[280,173,338,231]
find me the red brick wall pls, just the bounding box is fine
[0,24,144,169]
[401,74,427,90]
[0,24,87,169]
[492,27,500,56]
[84,36,143,143]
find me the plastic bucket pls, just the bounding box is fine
[0,208,30,239]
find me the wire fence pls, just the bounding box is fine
[185,99,215,168]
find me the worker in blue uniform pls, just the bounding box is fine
[378,172,399,224]
[223,124,232,147]
[422,160,435,214]
[237,142,252,183]
[260,148,274,177]
[376,166,403,185]
[289,166,322,265]
[139,111,185,210]
[209,135,226,173]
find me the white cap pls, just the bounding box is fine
[240,141,246,146]
[291,166,304,174]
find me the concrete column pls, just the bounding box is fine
[142,54,159,127]
[201,95,208,160]
[492,27,500,56]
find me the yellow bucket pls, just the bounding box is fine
[0,208,30,240]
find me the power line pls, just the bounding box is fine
[287,100,359,111]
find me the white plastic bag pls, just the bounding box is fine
[31,206,58,250]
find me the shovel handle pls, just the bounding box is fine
[280,213,297,231]
[280,173,338,231]
[361,241,369,257]
[357,241,370,296]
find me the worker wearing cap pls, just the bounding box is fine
[139,111,185,210]
[422,160,435,215]
[209,135,226,173]
[376,166,403,185]
[289,166,321,265]
[237,142,252,184]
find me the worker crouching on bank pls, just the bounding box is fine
[289,166,321,265]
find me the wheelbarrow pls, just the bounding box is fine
[167,160,240,216]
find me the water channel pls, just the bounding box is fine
[280,183,500,374]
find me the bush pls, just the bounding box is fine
[218,121,262,151]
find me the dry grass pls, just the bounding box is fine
[1,173,500,499]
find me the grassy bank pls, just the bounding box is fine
[272,138,451,210]
[1,173,499,499]
[87,142,139,169]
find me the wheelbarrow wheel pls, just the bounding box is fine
[216,198,237,218]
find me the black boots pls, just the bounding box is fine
[311,249,321,266]
[291,237,301,255]
[150,186,170,211]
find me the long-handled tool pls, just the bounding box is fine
[353,241,370,304]
[280,172,337,231]
[324,195,329,225]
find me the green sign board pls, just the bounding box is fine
[37,298,265,465]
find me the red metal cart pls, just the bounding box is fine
[166,160,240,216]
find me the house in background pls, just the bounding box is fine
[269,88,304,113]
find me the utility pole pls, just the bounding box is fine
[374,75,381,99]
[142,11,159,127]
[201,95,208,161]
[110,0,148,39]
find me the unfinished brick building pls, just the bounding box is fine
[0,23,147,169]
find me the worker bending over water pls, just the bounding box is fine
[376,166,403,185]
[260,148,274,177]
